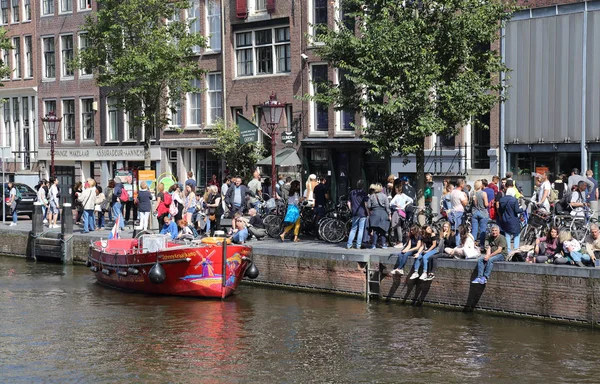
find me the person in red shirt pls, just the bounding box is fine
[488,175,500,194]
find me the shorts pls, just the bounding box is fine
[187,208,195,214]
[49,201,59,214]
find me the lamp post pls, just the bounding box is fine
[41,111,62,179]
[261,92,285,198]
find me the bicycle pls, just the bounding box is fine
[553,206,597,242]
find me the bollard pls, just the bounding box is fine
[27,202,44,260]
[61,203,73,264]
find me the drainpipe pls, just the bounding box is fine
[221,0,227,127]
[581,3,588,172]
[500,25,506,177]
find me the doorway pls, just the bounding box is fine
[55,166,75,205]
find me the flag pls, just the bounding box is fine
[109,215,120,240]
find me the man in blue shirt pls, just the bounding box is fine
[160,216,178,240]
[346,180,369,249]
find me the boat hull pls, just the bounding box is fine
[88,239,252,299]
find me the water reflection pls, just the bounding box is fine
[1,256,600,383]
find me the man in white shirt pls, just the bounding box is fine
[570,181,588,218]
[450,179,469,246]
[247,170,262,210]
[48,178,60,228]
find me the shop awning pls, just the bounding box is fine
[256,147,301,167]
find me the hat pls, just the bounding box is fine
[114,176,122,184]
[309,174,317,180]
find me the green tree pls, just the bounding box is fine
[78,0,206,169]
[0,28,13,81]
[209,119,265,182]
[313,0,515,205]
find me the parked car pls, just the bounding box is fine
[2,183,37,218]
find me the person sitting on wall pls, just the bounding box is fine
[409,225,438,281]
[471,224,507,285]
[389,225,422,276]
[231,215,249,244]
[426,221,457,281]
[584,224,600,265]
[445,224,480,260]
[247,208,267,240]
[176,219,194,240]
[527,226,560,264]
[160,215,179,240]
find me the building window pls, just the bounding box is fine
[338,69,355,131]
[207,72,222,125]
[61,35,74,77]
[234,26,291,77]
[3,99,10,146]
[79,0,91,10]
[44,99,56,114]
[313,0,328,41]
[42,0,54,15]
[1,49,9,79]
[78,33,91,76]
[188,0,200,53]
[62,100,75,141]
[107,97,118,141]
[125,111,137,141]
[12,37,20,79]
[60,0,72,13]
[81,98,94,140]
[255,0,266,11]
[11,0,19,22]
[24,35,32,77]
[1,0,8,25]
[170,99,182,127]
[311,64,328,131]
[22,97,28,127]
[206,0,221,52]
[24,0,30,20]
[188,78,201,126]
[43,37,56,79]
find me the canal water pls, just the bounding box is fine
[1,256,599,383]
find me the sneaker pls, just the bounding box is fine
[389,269,397,275]
[409,272,420,280]
[471,277,481,284]
[425,273,435,281]
[398,269,404,275]
[346,244,353,249]
[480,277,488,284]
[369,245,376,249]
[9,222,17,226]
[356,244,362,249]
[419,272,428,280]
[381,245,388,249]
[394,243,404,249]
[43,219,48,224]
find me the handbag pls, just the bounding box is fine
[284,204,300,223]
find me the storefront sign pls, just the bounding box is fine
[138,170,156,192]
[238,114,259,144]
[37,146,161,161]
[160,139,217,148]
[281,131,297,144]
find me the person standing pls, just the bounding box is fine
[37,179,49,224]
[586,170,598,219]
[497,184,523,253]
[105,179,114,223]
[183,184,196,224]
[78,179,96,233]
[48,178,60,228]
[281,176,292,201]
[112,176,125,231]
[225,177,253,217]
[279,180,302,243]
[7,181,18,226]
[220,176,231,217]
[95,186,106,230]
[185,171,197,191]
[137,182,152,231]
[471,180,489,246]
[155,182,170,232]
[570,181,589,218]
[367,183,391,249]
[472,224,507,285]
[247,170,262,210]
[304,174,318,206]
[313,176,329,219]
[389,183,413,248]
[346,180,369,250]
[450,178,469,246]
[535,173,551,213]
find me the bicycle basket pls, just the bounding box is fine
[528,213,548,227]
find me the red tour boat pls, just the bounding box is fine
[87,234,259,299]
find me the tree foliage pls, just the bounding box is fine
[208,119,266,182]
[313,0,515,157]
[78,0,207,168]
[0,28,13,82]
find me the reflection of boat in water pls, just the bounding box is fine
[87,235,259,299]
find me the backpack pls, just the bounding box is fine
[162,192,172,206]
[100,199,111,212]
[187,225,199,238]
[548,187,559,204]
[559,189,574,212]
[119,187,129,203]
[14,188,22,201]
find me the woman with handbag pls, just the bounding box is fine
[78,179,96,233]
[205,185,221,236]
[389,184,413,248]
[94,186,106,230]
[367,183,391,249]
[280,180,302,242]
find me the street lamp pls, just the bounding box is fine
[261,92,285,198]
[41,111,62,179]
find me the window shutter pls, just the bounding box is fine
[236,0,247,19]
[267,0,275,13]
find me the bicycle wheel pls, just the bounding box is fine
[264,215,283,238]
[520,226,537,245]
[322,219,347,243]
[317,217,332,240]
[571,220,587,242]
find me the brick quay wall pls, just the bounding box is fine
[1,228,599,326]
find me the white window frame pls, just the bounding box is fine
[41,36,56,80]
[308,0,328,45]
[78,0,92,11]
[62,99,75,142]
[78,32,92,77]
[169,98,182,128]
[186,78,202,128]
[11,36,20,79]
[234,26,291,78]
[206,72,222,126]
[60,0,72,14]
[0,0,8,25]
[107,96,119,142]
[205,0,221,52]
[80,98,94,141]
[11,0,19,23]
[124,110,139,141]
[42,0,54,16]
[334,68,355,133]
[1,48,9,80]
[309,63,329,133]
[187,0,201,54]
[60,34,74,79]
[23,0,31,21]
[24,35,32,78]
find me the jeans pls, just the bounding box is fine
[477,254,505,279]
[413,249,438,273]
[503,232,520,253]
[112,201,124,230]
[471,210,489,245]
[233,228,249,244]
[82,209,95,232]
[371,227,387,248]
[347,216,367,248]
[97,211,105,229]
[11,205,17,223]
[569,251,591,264]
[42,206,47,220]
[393,250,416,270]
[452,211,464,246]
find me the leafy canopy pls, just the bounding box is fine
[0,28,13,83]
[78,0,207,166]
[313,0,515,157]
[208,119,265,182]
